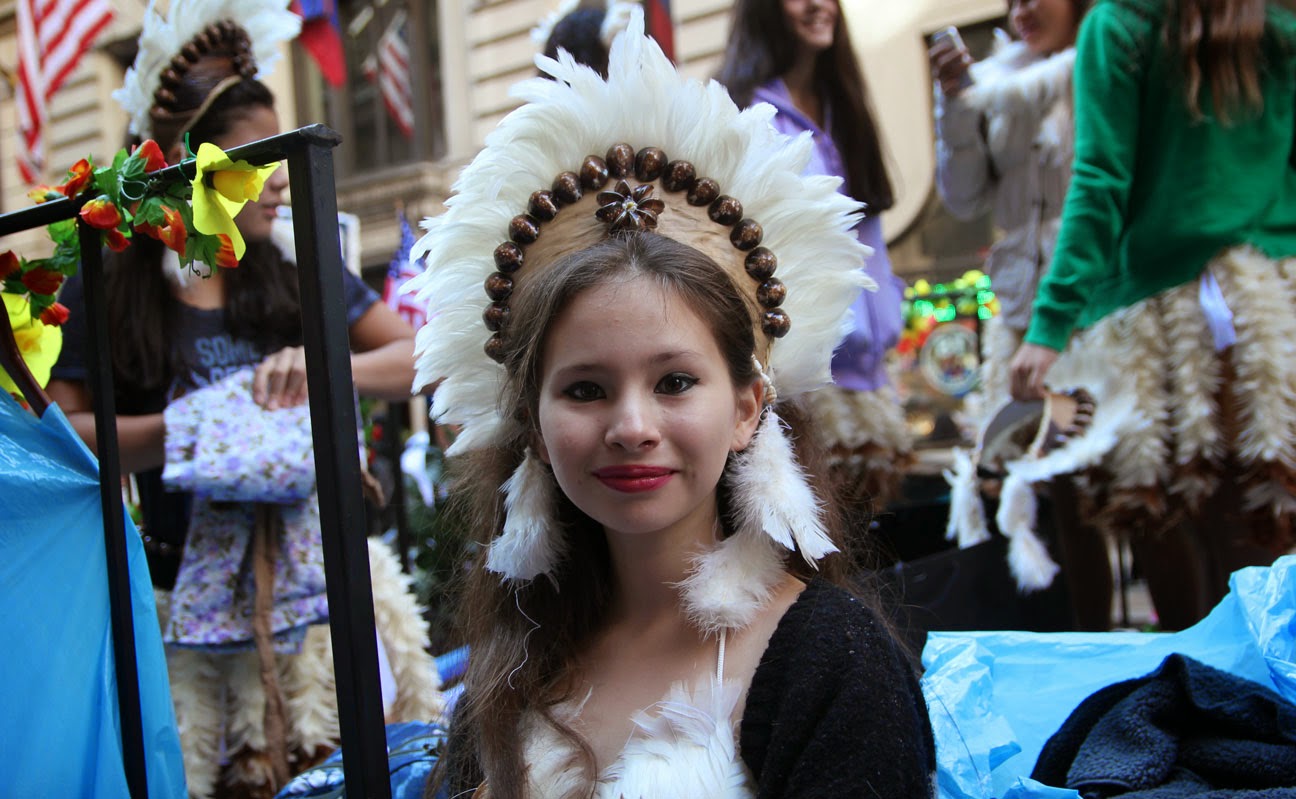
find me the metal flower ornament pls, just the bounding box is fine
[1,138,281,326]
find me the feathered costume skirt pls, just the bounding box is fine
[979,246,1296,551]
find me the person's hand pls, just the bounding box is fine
[1010,342,1061,400]
[253,346,309,410]
[929,36,973,97]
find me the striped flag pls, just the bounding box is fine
[15,0,115,183]
[382,212,428,330]
[643,0,674,63]
[365,10,414,139]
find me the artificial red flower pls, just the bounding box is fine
[135,139,167,172]
[213,234,238,269]
[80,197,123,230]
[104,228,130,252]
[21,267,63,295]
[133,219,161,240]
[0,251,18,280]
[60,158,92,198]
[26,185,59,204]
[159,206,187,255]
[40,302,70,326]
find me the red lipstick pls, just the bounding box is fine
[593,465,675,493]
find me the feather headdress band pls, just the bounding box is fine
[408,10,873,630]
[115,0,301,142]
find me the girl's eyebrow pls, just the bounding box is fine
[552,349,704,375]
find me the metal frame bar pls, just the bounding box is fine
[0,124,390,799]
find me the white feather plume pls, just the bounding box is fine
[408,8,868,449]
[995,473,1059,592]
[678,531,785,635]
[488,451,564,581]
[943,447,990,548]
[115,0,301,139]
[726,409,837,563]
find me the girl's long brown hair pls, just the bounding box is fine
[1166,0,1268,122]
[714,0,894,213]
[431,233,865,799]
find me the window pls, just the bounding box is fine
[295,0,446,178]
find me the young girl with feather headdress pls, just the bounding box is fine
[47,1,442,795]
[409,11,935,799]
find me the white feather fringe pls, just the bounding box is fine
[489,451,564,581]
[115,0,301,139]
[726,410,836,563]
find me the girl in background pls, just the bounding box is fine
[717,0,910,514]
[1011,0,1296,628]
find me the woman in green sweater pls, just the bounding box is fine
[1011,0,1296,627]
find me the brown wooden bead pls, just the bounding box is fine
[635,147,667,181]
[493,242,524,272]
[483,302,510,331]
[484,272,514,302]
[745,247,778,280]
[662,160,697,192]
[606,143,635,178]
[527,190,559,221]
[757,278,786,308]
[551,172,583,205]
[730,219,763,250]
[580,156,610,190]
[762,309,792,338]
[508,214,540,244]
[687,178,720,206]
[485,333,507,363]
[708,196,743,226]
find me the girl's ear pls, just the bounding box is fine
[730,377,764,452]
[533,430,552,465]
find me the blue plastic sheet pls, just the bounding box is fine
[0,395,186,798]
[921,554,1296,799]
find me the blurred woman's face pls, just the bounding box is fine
[781,0,838,59]
[213,105,288,246]
[1010,0,1080,55]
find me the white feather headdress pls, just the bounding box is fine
[408,10,872,625]
[115,0,301,140]
[409,10,871,453]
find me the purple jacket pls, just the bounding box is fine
[752,80,904,392]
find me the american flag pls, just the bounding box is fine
[363,10,415,139]
[15,0,115,183]
[382,212,428,331]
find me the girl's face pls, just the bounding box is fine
[536,277,762,543]
[214,104,288,246]
[781,0,838,59]
[1010,0,1079,55]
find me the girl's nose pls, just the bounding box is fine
[604,393,660,451]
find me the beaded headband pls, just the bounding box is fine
[408,10,873,456]
[115,0,301,141]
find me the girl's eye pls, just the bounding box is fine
[562,382,604,401]
[656,373,698,395]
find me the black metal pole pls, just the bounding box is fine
[285,127,391,799]
[79,225,149,798]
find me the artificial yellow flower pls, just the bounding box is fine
[190,142,280,260]
[1,292,62,396]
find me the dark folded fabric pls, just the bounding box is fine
[1031,653,1296,797]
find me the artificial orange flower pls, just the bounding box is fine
[133,220,161,240]
[26,185,59,204]
[21,267,63,295]
[159,206,187,255]
[60,158,93,198]
[135,139,167,173]
[80,197,124,230]
[213,234,239,269]
[104,228,130,252]
[40,302,70,326]
[0,251,18,280]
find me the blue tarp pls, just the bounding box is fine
[922,554,1296,799]
[0,395,186,798]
